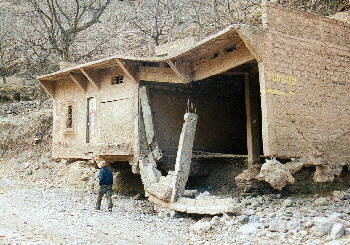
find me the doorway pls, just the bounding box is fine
[86,97,96,143]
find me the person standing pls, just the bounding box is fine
[95,161,113,212]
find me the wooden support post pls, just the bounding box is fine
[80,68,100,89]
[167,60,193,83]
[38,80,55,98]
[115,59,139,83]
[245,74,261,165]
[69,72,88,92]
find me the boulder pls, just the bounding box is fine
[333,191,346,200]
[312,217,335,237]
[330,223,345,240]
[256,159,294,190]
[238,223,261,235]
[314,197,328,205]
[190,220,212,234]
[269,218,288,232]
[210,216,221,226]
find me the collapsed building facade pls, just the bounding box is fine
[38,3,350,214]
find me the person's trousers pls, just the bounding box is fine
[95,185,113,210]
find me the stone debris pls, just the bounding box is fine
[23,162,31,169]
[314,197,328,205]
[330,223,345,240]
[314,165,344,183]
[190,220,212,234]
[333,190,350,200]
[256,158,295,190]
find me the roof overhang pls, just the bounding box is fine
[37,24,264,97]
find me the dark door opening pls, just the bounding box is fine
[86,97,96,143]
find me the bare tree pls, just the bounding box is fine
[120,0,184,47]
[0,33,21,85]
[210,0,261,27]
[24,0,112,62]
[279,0,350,15]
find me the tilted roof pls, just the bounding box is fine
[37,24,259,82]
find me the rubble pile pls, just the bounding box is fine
[188,190,350,244]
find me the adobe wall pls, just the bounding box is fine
[52,68,136,159]
[147,75,247,156]
[260,3,350,165]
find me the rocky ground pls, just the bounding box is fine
[1,89,350,245]
[1,168,350,245]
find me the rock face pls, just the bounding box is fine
[256,159,295,190]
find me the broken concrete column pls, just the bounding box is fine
[170,112,198,202]
[139,86,163,161]
[139,152,172,201]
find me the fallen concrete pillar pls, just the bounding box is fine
[170,112,198,202]
[139,86,163,161]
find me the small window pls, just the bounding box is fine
[212,52,219,59]
[111,76,124,85]
[66,105,73,129]
[224,46,236,53]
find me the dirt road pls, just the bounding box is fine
[0,180,191,245]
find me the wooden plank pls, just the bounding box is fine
[80,68,100,89]
[38,80,55,98]
[245,74,261,164]
[69,72,88,92]
[115,59,139,83]
[167,60,193,82]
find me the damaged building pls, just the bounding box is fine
[38,3,350,214]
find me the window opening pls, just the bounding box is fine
[141,62,160,67]
[212,52,219,59]
[112,76,124,85]
[224,46,236,53]
[66,105,73,129]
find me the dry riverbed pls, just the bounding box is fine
[1,179,350,245]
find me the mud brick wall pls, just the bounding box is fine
[52,68,136,159]
[260,3,350,163]
[148,77,247,155]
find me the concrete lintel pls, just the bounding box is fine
[115,58,139,83]
[80,68,100,89]
[167,59,193,83]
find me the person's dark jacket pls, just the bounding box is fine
[98,166,113,186]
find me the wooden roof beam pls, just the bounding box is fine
[38,80,55,98]
[115,59,139,83]
[80,68,101,89]
[167,60,193,83]
[69,72,88,92]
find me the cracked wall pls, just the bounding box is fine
[52,67,136,159]
[260,3,350,169]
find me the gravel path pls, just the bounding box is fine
[0,180,191,245]
[2,179,350,245]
